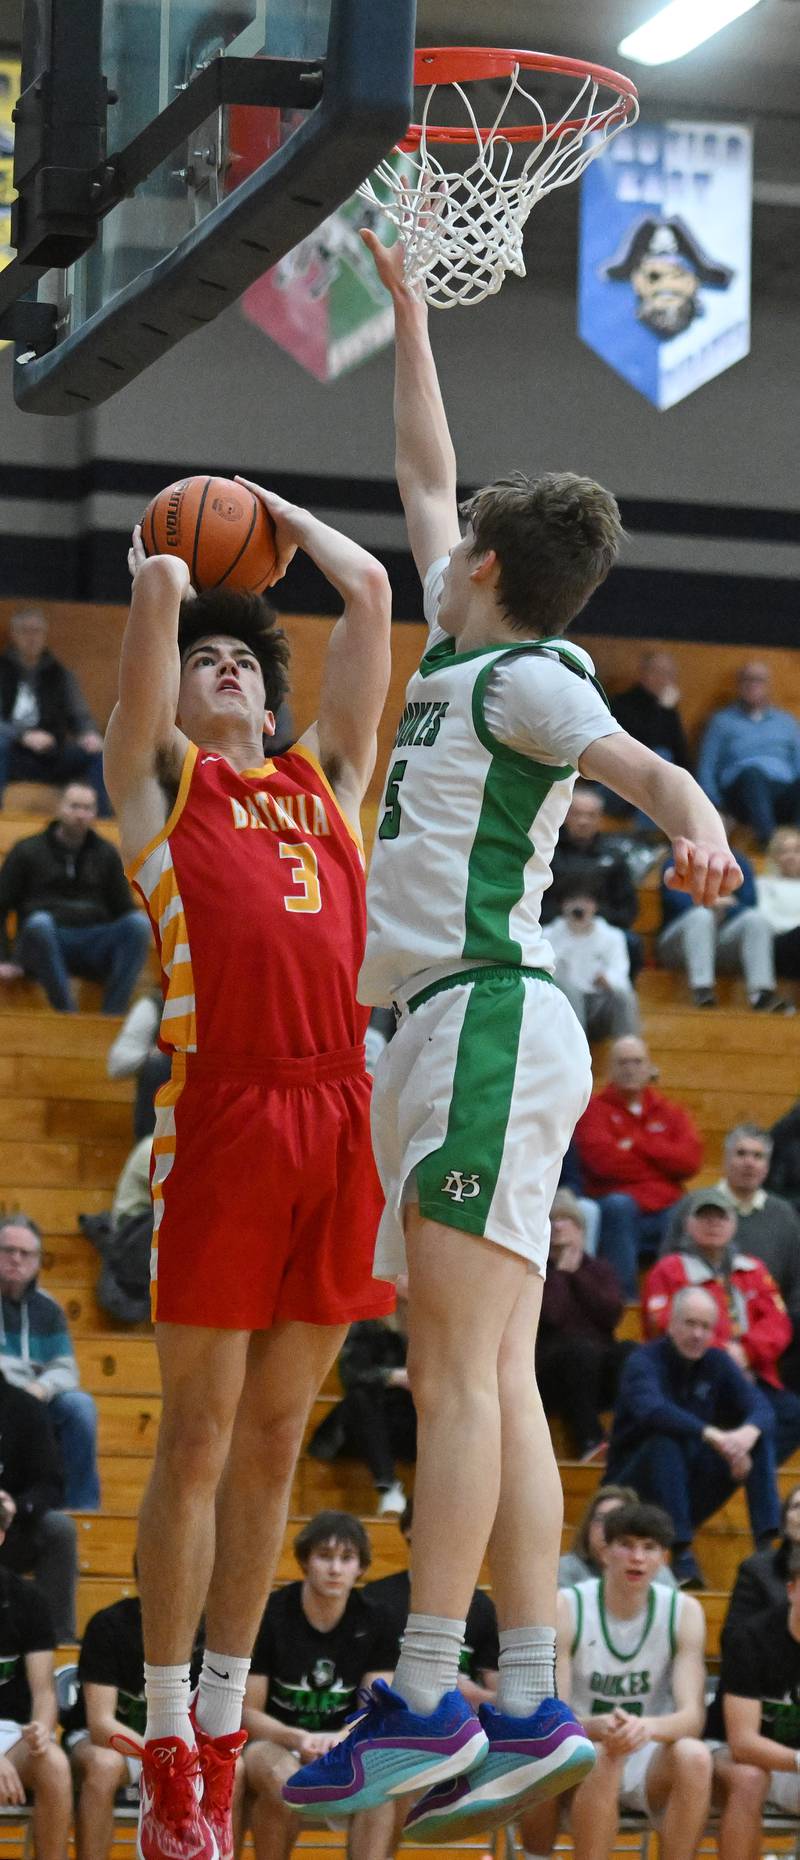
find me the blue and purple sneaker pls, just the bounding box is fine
[281,1680,488,1815]
[403,1697,596,1840]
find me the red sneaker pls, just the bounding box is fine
[135,1736,216,1860]
[194,1725,247,1860]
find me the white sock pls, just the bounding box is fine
[144,1662,194,1746]
[195,1650,251,1739]
[497,1627,556,1716]
[393,1613,467,1716]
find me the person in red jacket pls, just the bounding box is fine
[644,1188,800,1464]
[536,1191,628,1465]
[574,1036,703,1297]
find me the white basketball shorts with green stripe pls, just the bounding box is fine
[369,965,593,1280]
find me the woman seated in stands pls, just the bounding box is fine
[558,1483,677,1589]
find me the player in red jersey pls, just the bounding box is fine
[103,484,394,1860]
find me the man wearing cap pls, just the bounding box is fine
[644,1191,800,1468]
[606,1287,781,1587]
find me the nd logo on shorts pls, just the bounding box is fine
[441,1170,481,1202]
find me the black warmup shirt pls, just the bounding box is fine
[707,1601,800,1748]
[0,1568,54,1724]
[251,1583,396,1732]
[67,1597,204,1739]
[363,1569,500,1682]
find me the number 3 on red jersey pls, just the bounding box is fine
[279,841,322,913]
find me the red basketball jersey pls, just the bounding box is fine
[128,742,369,1059]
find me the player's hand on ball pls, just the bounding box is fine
[129,524,195,599]
[234,478,299,582]
[664,839,743,907]
[128,524,148,582]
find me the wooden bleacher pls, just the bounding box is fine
[1,618,799,1855]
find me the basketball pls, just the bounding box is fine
[141,475,277,593]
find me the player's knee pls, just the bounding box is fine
[233,1407,306,1483]
[157,1402,234,1484]
[671,1737,712,1785]
[34,1741,71,1791]
[722,1760,769,1810]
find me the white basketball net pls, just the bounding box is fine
[360,63,638,309]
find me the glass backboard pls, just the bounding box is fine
[8,0,414,411]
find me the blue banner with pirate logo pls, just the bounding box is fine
[578,122,752,409]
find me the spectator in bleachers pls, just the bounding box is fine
[79,1139,153,1326]
[657,846,793,1012]
[0,782,150,1013]
[542,782,643,977]
[558,1484,677,1588]
[547,879,640,1042]
[307,1284,413,1518]
[663,1126,800,1385]
[0,1498,72,1858]
[644,1189,800,1464]
[0,1369,77,1639]
[0,1214,100,1509]
[757,825,800,982]
[575,1036,703,1298]
[611,650,691,771]
[537,1190,627,1464]
[606,1287,781,1588]
[0,607,107,813]
[558,1138,601,1256]
[363,1497,499,1707]
[708,1543,800,1858]
[521,1502,711,1860]
[769,1098,800,1213]
[721,1482,800,1652]
[241,1512,396,1860]
[696,659,800,848]
[66,1569,206,1860]
[106,986,170,1140]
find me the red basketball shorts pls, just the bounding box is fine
[150,1047,393,1329]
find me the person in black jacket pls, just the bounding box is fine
[0,1512,72,1860]
[541,783,643,977]
[612,651,691,770]
[0,1371,78,1639]
[0,607,108,810]
[606,1286,782,1588]
[0,782,151,1012]
[721,1481,800,1651]
[307,1283,414,1517]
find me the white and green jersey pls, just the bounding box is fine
[565,1577,682,1721]
[359,560,620,1007]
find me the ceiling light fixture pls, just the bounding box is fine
[619,0,763,64]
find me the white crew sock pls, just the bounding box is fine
[393,1613,467,1716]
[496,1627,557,1716]
[144,1662,194,1747]
[195,1650,251,1739]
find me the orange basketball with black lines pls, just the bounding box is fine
[142,475,277,593]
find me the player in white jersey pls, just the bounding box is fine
[283,237,742,1833]
[522,1502,711,1860]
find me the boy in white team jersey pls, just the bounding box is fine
[283,238,742,1834]
[523,1502,711,1860]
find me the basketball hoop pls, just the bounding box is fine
[360,48,639,309]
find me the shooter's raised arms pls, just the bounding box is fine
[238,481,392,817]
[362,230,461,580]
